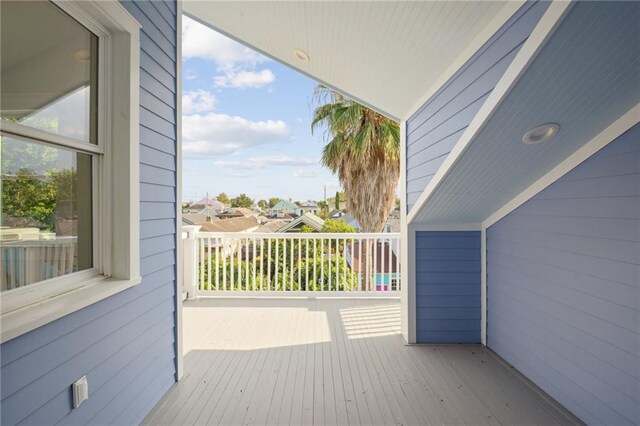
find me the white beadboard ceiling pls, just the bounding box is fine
[184,1,516,120]
[411,1,640,224]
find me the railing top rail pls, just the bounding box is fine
[193,232,400,239]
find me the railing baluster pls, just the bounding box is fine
[343,237,347,291]
[290,237,294,291]
[375,236,379,292]
[358,237,363,291]
[305,239,309,291]
[298,238,302,291]
[278,238,283,291]
[230,237,235,291]
[252,239,257,291]
[215,237,219,290]
[396,235,401,291]
[335,237,339,291]
[222,238,227,291]
[268,238,272,291]
[260,238,264,291]
[320,238,324,289]
[313,239,317,291]
[199,236,204,291]
[328,238,332,291]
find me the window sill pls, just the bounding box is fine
[1,275,141,343]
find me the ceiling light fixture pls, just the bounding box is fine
[522,123,560,145]
[73,48,91,63]
[293,48,310,63]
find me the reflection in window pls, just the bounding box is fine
[0,1,98,143]
[1,136,92,290]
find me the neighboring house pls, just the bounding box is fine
[270,200,298,217]
[277,212,325,233]
[183,198,226,214]
[181,213,219,226]
[347,241,399,291]
[217,207,259,220]
[256,220,287,233]
[295,201,319,216]
[199,217,260,233]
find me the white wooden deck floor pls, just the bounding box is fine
[144,298,579,425]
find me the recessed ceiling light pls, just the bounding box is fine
[73,48,91,63]
[522,123,560,145]
[293,48,310,63]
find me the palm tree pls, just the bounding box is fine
[311,85,400,233]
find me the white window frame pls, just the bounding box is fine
[0,0,142,343]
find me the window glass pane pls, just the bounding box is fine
[0,1,98,144]
[1,135,93,290]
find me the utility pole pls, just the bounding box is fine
[323,185,327,216]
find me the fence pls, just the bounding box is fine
[182,227,401,298]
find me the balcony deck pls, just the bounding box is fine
[144,298,578,425]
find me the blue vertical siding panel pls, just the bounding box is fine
[0,1,179,424]
[415,231,481,343]
[487,123,640,425]
[406,1,549,212]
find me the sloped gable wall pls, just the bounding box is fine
[487,123,640,425]
[405,1,549,213]
[0,1,179,424]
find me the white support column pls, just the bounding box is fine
[481,226,487,346]
[182,225,200,300]
[400,119,416,344]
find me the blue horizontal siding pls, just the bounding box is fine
[416,231,481,343]
[487,123,640,425]
[0,2,178,424]
[406,1,549,212]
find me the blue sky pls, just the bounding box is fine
[181,16,340,203]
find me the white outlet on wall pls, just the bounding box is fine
[72,375,89,408]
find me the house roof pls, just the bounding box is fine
[199,217,259,233]
[298,201,318,208]
[233,207,258,217]
[271,200,297,211]
[348,242,398,274]
[256,220,287,233]
[184,1,521,120]
[182,213,220,226]
[277,212,325,233]
[192,197,225,208]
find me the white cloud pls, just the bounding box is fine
[293,169,318,178]
[215,156,318,169]
[182,90,216,115]
[182,16,275,91]
[183,113,290,156]
[184,70,198,80]
[214,69,275,89]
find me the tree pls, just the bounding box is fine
[268,197,281,208]
[216,192,230,204]
[312,85,399,232]
[334,191,340,210]
[230,193,253,208]
[321,218,355,234]
[257,199,268,210]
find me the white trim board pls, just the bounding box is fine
[174,0,184,382]
[399,120,414,343]
[407,1,574,225]
[482,103,640,229]
[410,223,481,232]
[402,1,525,120]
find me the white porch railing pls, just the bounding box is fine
[1,237,77,291]
[181,227,401,298]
